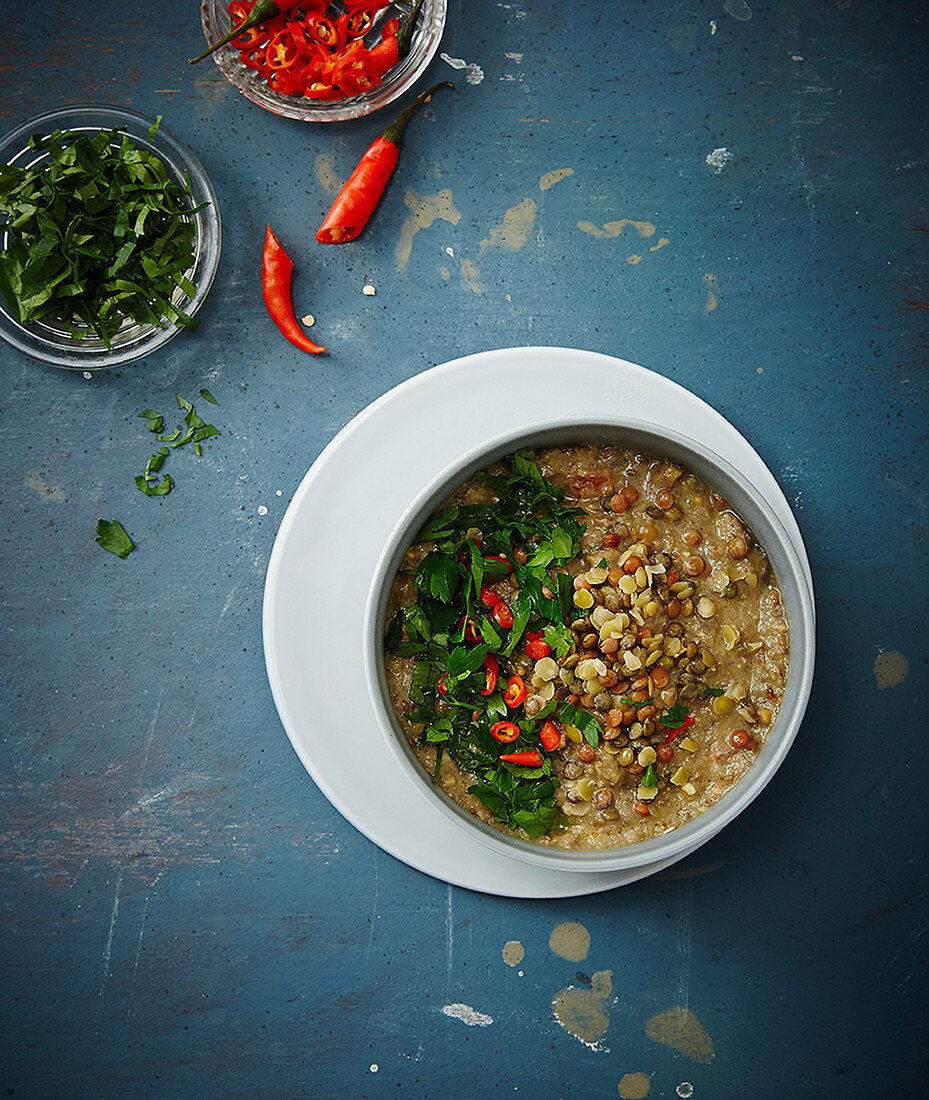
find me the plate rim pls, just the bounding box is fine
[263,346,815,897]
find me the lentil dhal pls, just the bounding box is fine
[383,446,788,849]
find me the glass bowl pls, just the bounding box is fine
[0,105,221,371]
[199,0,447,122]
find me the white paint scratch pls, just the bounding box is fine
[440,52,484,84]
[706,147,734,173]
[677,882,694,1011]
[442,1003,493,1027]
[446,883,454,987]
[365,849,379,967]
[724,0,752,20]
[127,892,151,1015]
[219,581,243,622]
[99,870,123,996]
[138,694,163,784]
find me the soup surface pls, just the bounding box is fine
[383,445,788,849]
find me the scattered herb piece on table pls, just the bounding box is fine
[134,392,221,496]
[0,119,206,347]
[316,81,454,244]
[95,519,134,559]
[262,227,326,354]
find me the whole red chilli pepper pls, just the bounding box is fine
[261,226,325,354]
[315,81,454,244]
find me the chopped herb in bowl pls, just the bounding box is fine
[0,118,206,347]
[0,106,220,368]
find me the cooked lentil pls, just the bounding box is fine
[384,445,789,849]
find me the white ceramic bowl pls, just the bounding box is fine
[364,417,816,873]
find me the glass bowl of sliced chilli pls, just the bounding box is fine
[199,0,447,122]
[0,105,221,371]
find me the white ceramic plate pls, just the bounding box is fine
[263,347,813,898]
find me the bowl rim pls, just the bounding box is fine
[200,0,448,123]
[363,415,816,872]
[0,103,221,370]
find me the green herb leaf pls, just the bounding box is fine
[641,763,658,789]
[135,473,173,496]
[415,551,459,605]
[143,448,169,479]
[659,705,690,729]
[384,609,403,648]
[542,621,573,660]
[138,409,164,434]
[697,684,725,699]
[199,388,219,405]
[558,702,603,747]
[479,615,503,649]
[425,718,454,743]
[95,518,134,559]
[446,644,491,681]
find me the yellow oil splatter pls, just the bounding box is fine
[704,273,720,314]
[618,1072,651,1099]
[440,265,451,280]
[24,470,66,502]
[874,651,909,690]
[395,188,461,271]
[645,1006,715,1063]
[539,167,574,191]
[480,197,536,252]
[552,970,612,1047]
[626,255,643,265]
[649,238,670,252]
[549,921,590,961]
[502,941,525,967]
[459,258,485,294]
[578,219,656,239]
[313,153,342,196]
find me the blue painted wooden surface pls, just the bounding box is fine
[1,0,927,1095]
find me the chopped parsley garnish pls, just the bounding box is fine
[134,393,220,495]
[95,518,134,559]
[386,448,589,838]
[138,410,164,434]
[697,684,726,699]
[135,473,173,496]
[659,705,690,729]
[0,119,207,347]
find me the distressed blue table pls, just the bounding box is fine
[2,1,926,1096]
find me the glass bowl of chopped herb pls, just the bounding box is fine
[0,105,221,370]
